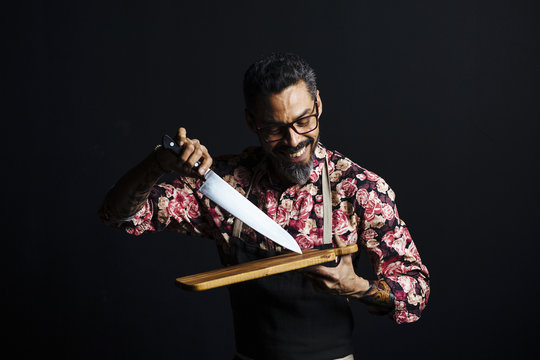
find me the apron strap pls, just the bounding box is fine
[322,156,333,245]
[232,164,262,239]
[233,156,333,247]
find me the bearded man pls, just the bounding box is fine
[99,53,430,360]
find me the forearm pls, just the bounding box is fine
[349,279,395,313]
[99,151,168,222]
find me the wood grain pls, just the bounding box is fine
[176,244,358,291]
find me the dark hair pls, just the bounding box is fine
[243,53,317,111]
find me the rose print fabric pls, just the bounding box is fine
[117,143,430,324]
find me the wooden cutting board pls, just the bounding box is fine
[176,244,358,291]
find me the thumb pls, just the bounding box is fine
[333,234,347,248]
[333,234,353,266]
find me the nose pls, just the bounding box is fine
[283,126,302,148]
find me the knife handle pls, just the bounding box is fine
[162,134,202,170]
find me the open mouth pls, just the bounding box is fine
[277,140,312,163]
[288,146,307,159]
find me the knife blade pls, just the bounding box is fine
[162,134,302,254]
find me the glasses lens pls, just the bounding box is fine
[260,127,283,142]
[260,115,318,142]
[292,115,318,134]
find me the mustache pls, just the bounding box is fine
[275,138,314,154]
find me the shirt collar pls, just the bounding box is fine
[312,142,327,169]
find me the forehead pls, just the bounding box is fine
[255,81,313,123]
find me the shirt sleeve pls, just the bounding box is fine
[117,177,220,239]
[356,173,430,324]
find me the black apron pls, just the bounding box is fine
[224,237,354,360]
[221,157,355,360]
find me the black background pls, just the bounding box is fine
[5,1,539,359]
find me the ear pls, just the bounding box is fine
[245,109,257,134]
[316,90,323,118]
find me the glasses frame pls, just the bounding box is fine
[253,100,320,143]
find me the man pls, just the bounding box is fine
[99,53,430,360]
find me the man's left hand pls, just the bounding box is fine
[301,236,370,297]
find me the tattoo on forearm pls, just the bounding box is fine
[123,162,160,213]
[359,280,395,309]
[99,151,165,221]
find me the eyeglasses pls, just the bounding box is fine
[253,100,319,143]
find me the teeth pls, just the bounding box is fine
[289,146,306,158]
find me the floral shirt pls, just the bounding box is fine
[120,143,430,324]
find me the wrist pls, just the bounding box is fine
[348,277,371,299]
[149,148,172,175]
[355,279,396,310]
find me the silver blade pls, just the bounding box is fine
[200,170,302,254]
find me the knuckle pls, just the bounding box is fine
[177,157,188,165]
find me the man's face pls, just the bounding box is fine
[247,81,322,185]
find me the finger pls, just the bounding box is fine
[313,278,339,294]
[339,253,354,267]
[303,265,336,281]
[301,265,323,278]
[300,269,316,279]
[184,139,203,166]
[179,139,194,163]
[198,146,213,175]
[334,234,347,248]
[185,143,204,168]
[177,127,187,146]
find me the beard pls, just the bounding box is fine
[269,134,319,185]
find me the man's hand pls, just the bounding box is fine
[98,127,212,222]
[155,127,213,177]
[302,236,370,297]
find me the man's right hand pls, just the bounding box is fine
[155,127,213,177]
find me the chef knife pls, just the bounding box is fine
[162,134,302,254]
